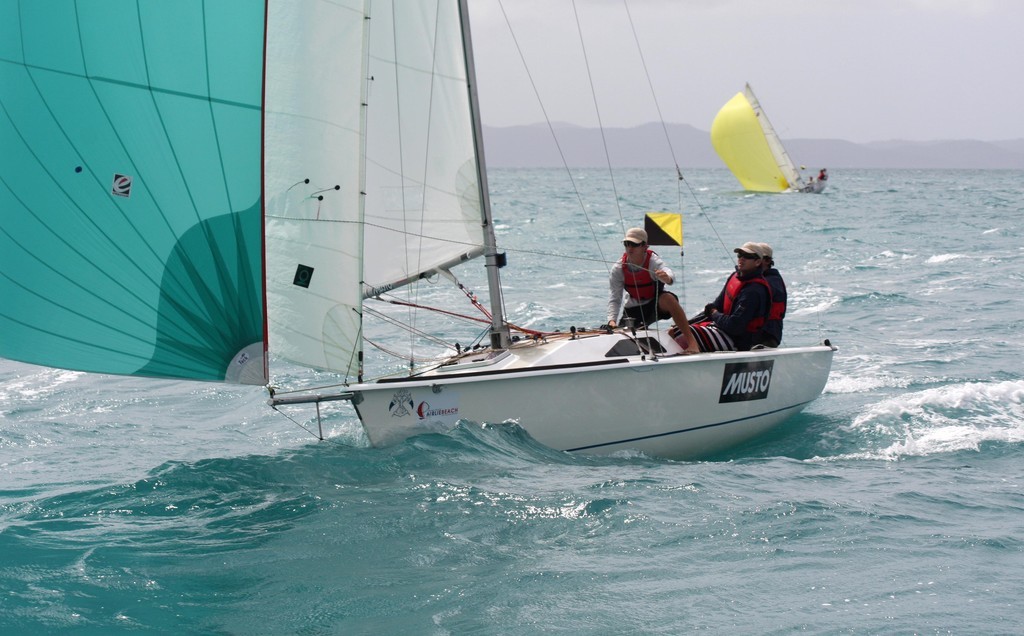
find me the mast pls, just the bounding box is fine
[457,0,512,350]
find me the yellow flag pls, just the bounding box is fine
[644,212,683,246]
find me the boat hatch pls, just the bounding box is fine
[605,337,667,357]
[436,349,513,372]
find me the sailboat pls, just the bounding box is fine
[0,1,834,461]
[711,83,826,194]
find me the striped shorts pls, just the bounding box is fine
[686,322,736,352]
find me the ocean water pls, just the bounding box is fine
[2,168,1023,634]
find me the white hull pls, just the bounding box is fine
[800,179,828,194]
[349,331,835,460]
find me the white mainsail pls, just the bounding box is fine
[361,1,487,295]
[263,0,490,378]
[263,2,366,377]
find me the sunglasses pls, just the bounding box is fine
[623,240,644,248]
[737,252,760,259]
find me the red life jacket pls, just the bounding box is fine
[722,273,773,333]
[621,251,661,301]
[764,270,786,320]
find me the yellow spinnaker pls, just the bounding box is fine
[710,89,792,192]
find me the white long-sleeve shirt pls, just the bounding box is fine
[607,251,673,324]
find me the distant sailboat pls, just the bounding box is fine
[711,83,826,193]
[0,2,834,460]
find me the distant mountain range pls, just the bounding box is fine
[482,122,1024,169]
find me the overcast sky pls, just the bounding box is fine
[468,0,1023,143]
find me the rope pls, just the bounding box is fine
[377,296,549,338]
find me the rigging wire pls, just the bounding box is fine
[621,0,730,260]
[364,304,458,349]
[493,0,690,347]
[385,0,419,376]
[356,0,753,382]
[353,217,631,275]
[269,403,328,441]
[569,0,626,235]
[615,0,689,334]
[494,0,611,274]
[492,0,726,324]
[374,294,548,339]
[405,0,448,372]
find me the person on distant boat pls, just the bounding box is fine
[818,168,828,181]
[607,228,698,353]
[684,242,772,352]
[752,242,786,348]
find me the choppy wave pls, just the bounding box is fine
[842,379,1024,459]
[4,168,1024,634]
[926,253,967,264]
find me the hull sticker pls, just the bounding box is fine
[719,360,774,403]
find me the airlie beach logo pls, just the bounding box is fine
[719,360,774,403]
[388,390,461,423]
[415,401,459,420]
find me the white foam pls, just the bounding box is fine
[926,253,966,264]
[872,250,914,261]
[0,368,83,402]
[826,372,910,394]
[849,380,1024,458]
[790,298,839,316]
[788,286,840,316]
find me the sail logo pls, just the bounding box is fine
[388,389,414,417]
[111,173,133,198]
[293,264,314,288]
[719,360,774,403]
[364,283,395,298]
